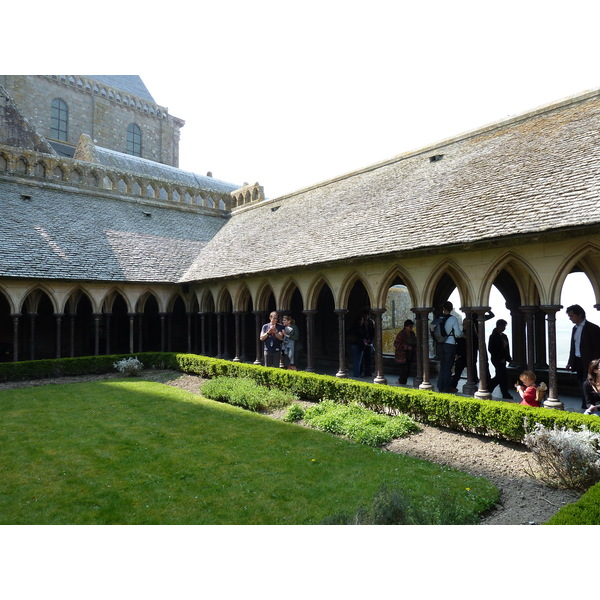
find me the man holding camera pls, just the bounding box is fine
[260,311,285,368]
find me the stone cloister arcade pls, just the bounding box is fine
[1,235,598,406]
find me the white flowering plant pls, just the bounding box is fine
[523,422,600,491]
[113,356,144,377]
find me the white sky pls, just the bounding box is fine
[6,0,598,588]
[8,0,600,200]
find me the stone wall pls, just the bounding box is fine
[0,76,183,166]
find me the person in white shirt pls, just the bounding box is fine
[435,301,463,393]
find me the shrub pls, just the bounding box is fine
[283,403,305,422]
[523,423,600,491]
[320,482,483,525]
[201,376,295,412]
[302,400,420,446]
[545,481,600,524]
[113,356,144,377]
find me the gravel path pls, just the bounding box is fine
[0,370,582,524]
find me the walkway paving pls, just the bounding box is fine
[341,373,586,414]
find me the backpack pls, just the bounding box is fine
[432,315,450,343]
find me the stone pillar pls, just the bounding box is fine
[93,313,101,356]
[104,313,111,355]
[335,309,348,378]
[159,313,167,352]
[186,312,193,354]
[199,312,207,356]
[11,314,20,362]
[303,309,317,372]
[540,306,564,410]
[509,304,526,368]
[138,314,144,353]
[473,307,492,400]
[55,313,63,359]
[69,313,75,358]
[371,308,387,385]
[534,309,548,369]
[128,313,136,354]
[233,311,242,362]
[253,311,264,365]
[520,306,536,371]
[415,307,433,390]
[216,312,223,358]
[461,309,479,396]
[29,312,37,360]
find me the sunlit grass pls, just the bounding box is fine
[0,380,499,524]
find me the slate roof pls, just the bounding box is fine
[93,146,240,194]
[86,76,155,103]
[0,181,228,283]
[181,89,600,283]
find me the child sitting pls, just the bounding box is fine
[515,370,539,407]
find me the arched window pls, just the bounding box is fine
[50,98,68,141]
[126,123,142,157]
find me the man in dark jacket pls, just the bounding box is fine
[566,304,600,409]
[488,319,512,399]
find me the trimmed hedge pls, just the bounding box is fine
[2,352,600,444]
[545,481,600,525]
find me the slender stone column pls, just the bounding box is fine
[253,311,265,365]
[370,308,387,385]
[159,312,167,352]
[215,312,223,358]
[520,306,537,371]
[93,313,101,356]
[409,308,424,388]
[70,314,75,358]
[138,314,144,353]
[186,312,193,354]
[461,309,478,396]
[473,307,493,400]
[105,313,111,355]
[11,314,20,362]
[232,311,242,362]
[534,309,548,369]
[540,305,564,410]
[303,309,317,372]
[55,313,63,358]
[28,312,37,360]
[128,313,136,354]
[335,309,348,378]
[199,312,207,356]
[414,307,433,390]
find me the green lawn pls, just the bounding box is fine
[0,380,499,524]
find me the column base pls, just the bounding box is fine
[419,381,433,390]
[543,398,565,410]
[474,390,492,400]
[462,382,478,396]
[336,371,347,379]
[373,375,387,385]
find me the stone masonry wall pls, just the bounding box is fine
[0,76,182,167]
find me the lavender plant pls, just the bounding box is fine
[523,423,600,491]
[113,356,144,377]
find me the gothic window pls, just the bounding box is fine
[126,123,142,157]
[50,98,68,141]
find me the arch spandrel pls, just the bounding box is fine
[422,259,474,310]
[63,286,97,314]
[480,252,545,307]
[376,265,420,309]
[305,273,335,311]
[550,242,600,306]
[279,277,304,311]
[337,271,374,310]
[19,284,59,313]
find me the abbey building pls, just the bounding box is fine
[1,75,599,406]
